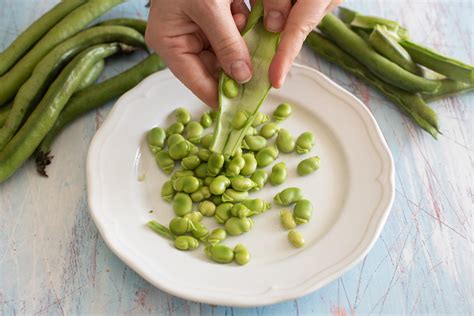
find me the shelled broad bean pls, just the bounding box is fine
[146,102,320,265]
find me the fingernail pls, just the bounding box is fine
[266,11,284,33]
[230,60,252,84]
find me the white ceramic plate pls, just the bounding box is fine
[87,64,395,307]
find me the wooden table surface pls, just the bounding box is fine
[1,0,472,315]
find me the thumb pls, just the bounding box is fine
[191,2,252,84]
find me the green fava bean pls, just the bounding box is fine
[197,148,211,162]
[246,127,258,136]
[185,121,204,144]
[273,102,292,121]
[203,176,215,186]
[260,122,280,139]
[251,111,270,127]
[167,133,185,148]
[200,112,213,128]
[214,202,233,224]
[169,140,193,160]
[209,195,223,206]
[173,175,200,194]
[270,162,288,186]
[256,145,279,167]
[181,155,201,170]
[191,221,209,240]
[147,127,166,154]
[169,217,196,235]
[230,203,254,218]
[242,135,267,151]
[276,129,295,153]
[174,107,191,125]
[155,150,174,174]
[222,189,249,203]
[207,228,227,246]
[171,169,194,180]
[297,156,320,176]
[240,153,257,176]
[225,156,245,177]
[280,210,297,230]
[225,217,254,236]
[190,186,211,202]
[174,236,199,250]
[288,230,305,248]
[230,176,256,192]
[207,153,225,176]
[234,244,250,265]
[166,122,185,136]
[232,110,250,130]
[200,134,214,149]
[172,192,193,216]
[250,169,268,191]
[209,110,218,122]
[223,78,239,98]
[296,132,315,154]
[199,200,216,217]
[242,198,271,214]
[205,244,234,263]
[183,211,203,222]
[161,180,176,202]
[209,175,231,195]
[194,163,209,179]
[294,199,313,224]
[234,147,243,157]
[273,187,303,206]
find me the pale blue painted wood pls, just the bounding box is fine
[0,0,472,315]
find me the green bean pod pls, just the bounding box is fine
[0,0,87,76]
[242,135,267,151]
[147,220,175,240]
[205,245,234,264]
[318,14,440,93]
[169,217,196,235]
[222,189,249,203]
[240,153,257,176]
[97,18,147,34]
[185,121,204,144]
[147,127,167,154]
[76,60,104,91]
[256,145,279,167]
[0,105,11,127]
[288,230,305,248]
[174,236,199,250]
[234,244,250,265]
[260,122,280,139]
[207,153,225,176]
[297,156,320,176]
[207,228,227,246]
[199,200,216,217]
[276,129,295,153]
[250,169,268,191]
[225,156,246,177]
[293,199,313,224]
[214,203,234,224]
[209,175,231,195]
[155,150,175,174]
[0,44,120,182]
[273,187,303,206]
[272,103,292,121]
[295,132,315,154]
[36,54,166,171]
[172,193,193,216]
[225,217,254,236]
[161,180,176,202]
[280,210,297,230]
[0,0,127,106]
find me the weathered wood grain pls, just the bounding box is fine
[0,0,472,315]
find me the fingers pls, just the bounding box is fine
[189,1,252,84]
[233,13,248,33]
[231,0,249,17]
[269,0,333,88]
[263,0,292,33]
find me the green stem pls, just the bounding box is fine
[147,220,175,240]
[305,31,439,138]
